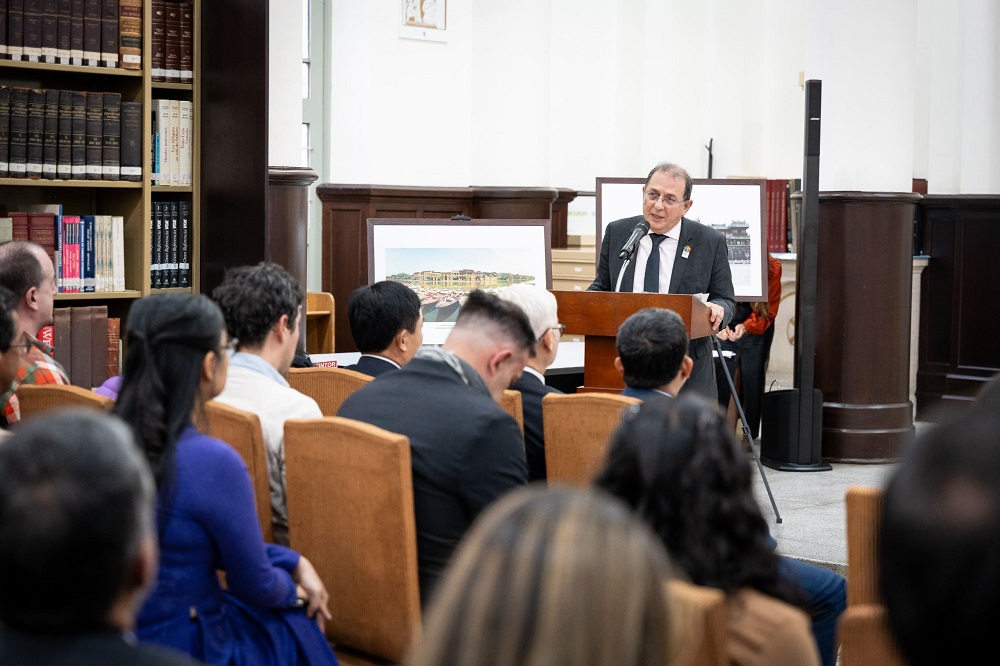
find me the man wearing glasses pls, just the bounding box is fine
[0,241,69,427]
[588,162,735,399]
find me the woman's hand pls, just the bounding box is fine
[294,556,332,631]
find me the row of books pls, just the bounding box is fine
[1,206,126,293]
[0,0,141,70]
[765,178,801,254]
[151,98,192,186]
[0,86,141,181]
[151,199,191,289]
[39,306,120,390]
[150,0,193,83]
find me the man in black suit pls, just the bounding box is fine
[0,410,201,666]
[343,280,423,377]
[589,161,735,399]
[338,289,534,605]
[616,307,692,401]
[497,283,564,482]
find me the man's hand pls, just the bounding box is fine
[708,302,726,331]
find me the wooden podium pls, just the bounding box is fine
[551,291,715,393]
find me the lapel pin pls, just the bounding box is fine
[681,245,691,259]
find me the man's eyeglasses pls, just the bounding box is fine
[644,190,687,207]
[221,337,239,352]
[7,343,31,354]
[540,324,565,340]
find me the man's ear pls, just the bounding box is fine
[274,314,292,341]
[487,348,514,376]
[24,285,39,312]
[131,534,158,594]
[395,328,409,352]
[614,356,624,377]
[679,355,694,380]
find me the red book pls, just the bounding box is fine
[37,324,54,347]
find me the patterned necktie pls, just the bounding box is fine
[643,233,667,293]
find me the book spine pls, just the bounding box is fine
[152,201,162,288]
[8,88,30,177]
[155,98,169,184]
[100,0,117,66]
[57,0,72,62]
[70,0,84,63]
[57,89,73,178]
[117,0,140,70]
[150,0,165,81]
[179,2,192,82]
[0,88,9,178]
[119,100,141,181]
[85,90,102,180]
[178,199,190,287]
[179,99,191,185]
[81,214,95,292]
[23,0,42,61]
[56,212,64,291]
[26,88,45,177]
[43,88,59,178]
[112,215,124,291]
[0,3,9,58]
[70,90,86,178]
[163,0,180,82]
[101,91,120,180]
[167,98,179,186]
[53,307,72,376]
[41,0,59,62]
[168,199,179,286]
[8,0,25,60]
[107,316,120,377]
[82,0,100,64]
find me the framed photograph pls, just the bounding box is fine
[368,218,552,345]
[595,177,767,301]
[400,0,447,42]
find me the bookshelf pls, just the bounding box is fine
[0,0,200,316]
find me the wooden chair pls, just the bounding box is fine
[667,580,728,666]
[286,367,372,417]
[500,388,524,435]
[542,392,640,486]
[838,485,907,666]
[204,400,274,544]
[306,291,335,354]
[284,417,420,665]
[15,383,114,421]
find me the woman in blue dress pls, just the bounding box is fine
[114,293,338,666]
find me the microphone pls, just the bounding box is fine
[618,219,650,259]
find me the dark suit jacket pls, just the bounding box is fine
[343,354,399,377]
[337,357,527,605]
[0,627,202,666]
[589,215,736,398]
[511,371,562,482]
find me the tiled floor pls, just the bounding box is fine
[749,422,934,576]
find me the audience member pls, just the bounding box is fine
[0,241,68,426]
[496,283,563,481]
[408,485,675,666]
[615,307,692,400]
[588,161,735,398]
[714,253,782,440]
[0,287,24,431]
[338,288,534,604]
[879,409,1000,665]
[114,293,338,666]
[0,409,201,665]
[344,280,423,377]
[595,396,835,666]
[212,262,322,545]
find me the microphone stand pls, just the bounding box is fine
[614,255,633,292]
[711,330,782,523]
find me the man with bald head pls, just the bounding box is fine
[0,241,68,426]
[338,288,535,605]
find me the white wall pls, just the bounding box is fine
[268,0,304,166]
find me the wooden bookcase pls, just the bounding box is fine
[0,0,201,321]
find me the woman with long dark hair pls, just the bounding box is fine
[115,293,338,666]
[594,395,821,666]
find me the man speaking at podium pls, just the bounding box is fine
[588,161,735,399]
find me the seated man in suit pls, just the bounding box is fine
[496,283,564,482]
[212,262,322,546]
[0,410,200,665]
[338,289,534,605]
[588,161,734,399]
[616,307,692,400]
[344,280,423,377]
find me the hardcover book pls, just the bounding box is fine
[8,88,31,177]
[118,0,141,70]
[69,305,92,388]
[85,90,103,180]
[26,88,46,177]
[151,201,163,288]
[168,199,179,286]
[80,214,95,292]
[167,99,180,186]
[8,0,26,60]
[82,0,101,64]
[0,6,8,57]
[179,2,192,81]
[40,0,59,62]
[101,91,121,180]
[53,307,72,377]
[43,88,59,179]
[178,199,190,287]
[111,215,125,290]
[150,0,166,81]
[100,0,118,66]
[163,0,180,82]
[70,90,87,178]
[57,89,73,178]
[107,316,121,377]
[57,0,72,62]
[0,88,10,178]
[23,0,43,61]
[90,304,109,387]
[120,101,142,181]
[179,100,192,185]
[70,0,84,63]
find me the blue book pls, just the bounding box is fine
[81,213,95,292]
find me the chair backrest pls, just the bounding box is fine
[500,388,524,435]
[306,291,335,354]
[542,392,641,486]
[204,400,273,543]
[667,580,728,666]
[838,485,908,666]
[286,366,373,417]
[284,416,421,663]
[15,383,114,421]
